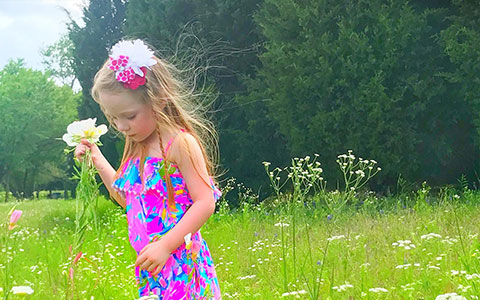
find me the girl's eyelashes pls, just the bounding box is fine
[127,115,136,120]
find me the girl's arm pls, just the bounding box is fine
[76,139,126,209]
[159,133,216,253]
[94,156,126,210]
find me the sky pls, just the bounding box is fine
[0,0,86,71]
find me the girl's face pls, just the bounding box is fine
[99,90,157,144]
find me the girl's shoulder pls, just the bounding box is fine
[165,128,194,164]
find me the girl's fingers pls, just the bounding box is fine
[147,263,157,272]
[140,260,151,271]
[80,139,93,147]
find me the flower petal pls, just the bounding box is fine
[62,133,78,146]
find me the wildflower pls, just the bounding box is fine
[369,287,388,293]
[69,267,74,280]
[327,235,346,242]
[281,290,307,297]
[465,273,480,280]
[435,293,467,300]
[11,286,34,295]
[450,270,467,276]
[355,170,365,177]
[62,118,108,146]
[73,251,83,265]
[8,209,22,230]
[332,283,353,292]
[274,222,290,227]
[237,275,256,280]
[395,263,412,269]
[392,240,416,250]
[421,233,442,240]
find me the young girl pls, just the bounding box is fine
[74,39,222,299]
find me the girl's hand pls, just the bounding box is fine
[135,240,172,277]
[74,139,104,166]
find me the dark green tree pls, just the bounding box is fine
[252,0,476,191]
[68,0,127,186]
[125,0,288,198]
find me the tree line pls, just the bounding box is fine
[2,0,480,203]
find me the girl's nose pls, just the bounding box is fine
[116,121,130,132]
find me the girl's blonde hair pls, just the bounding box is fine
[91,41,220,209]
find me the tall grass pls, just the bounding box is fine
[1,151,479,299]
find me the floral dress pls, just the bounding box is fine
[112,148,222,299]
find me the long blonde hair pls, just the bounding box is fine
[91,41,220,208]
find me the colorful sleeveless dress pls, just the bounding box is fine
[111,133,222,299]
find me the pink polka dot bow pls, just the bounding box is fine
[107,39,157,90]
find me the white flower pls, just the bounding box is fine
[369,287,388,293]
[396,263,411,269]
[421,233,442,240]
[451,270,462,276]
[274,222,290,227]
[237,274,256,280]
[465,273,480,280]
[281,290,307,297]
[62,118,108,146]
[435,292,467,300]
[332,283,354,292]
[327,235,346,241]
[110,39,157,76]
[392,239,416,250]
[11,286,34,295]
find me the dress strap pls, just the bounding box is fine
[164,128,186,155]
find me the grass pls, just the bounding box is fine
[1,191,480,299]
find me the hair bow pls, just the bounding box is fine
[107,39,157,90]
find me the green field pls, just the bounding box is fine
[1,189,480,299]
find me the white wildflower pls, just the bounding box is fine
[421,233,442,240]
[62,118,108,146]
[11,286,34,295]
[281,290,307,297]
[369,287,388,293]
[435,292,467,300]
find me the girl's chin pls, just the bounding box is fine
[129,135,148,143]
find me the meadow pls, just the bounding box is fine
[1,188,480,299]
[1,153,480,299]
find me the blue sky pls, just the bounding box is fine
[0,0,85,71]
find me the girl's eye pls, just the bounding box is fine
[127,115,136,120]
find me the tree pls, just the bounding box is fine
[68,0,127,192]
[0,59,79,201]
[252,0,476,190]
[125,0,287,196]
[40,33,77,89]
